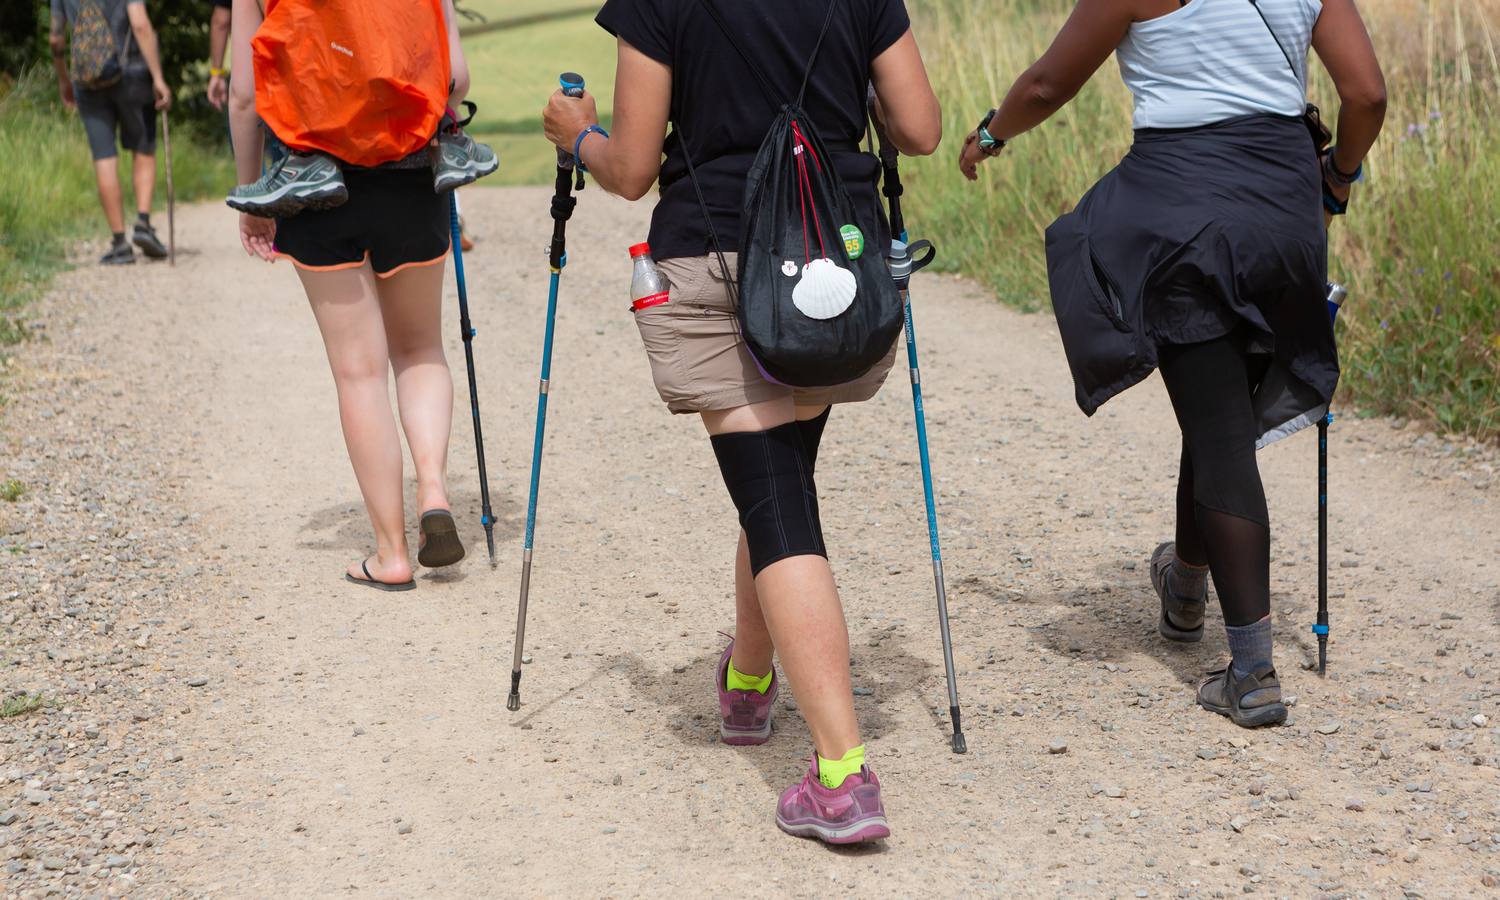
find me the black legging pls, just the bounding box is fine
[1158,332,1272,627]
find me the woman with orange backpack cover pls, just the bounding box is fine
[228,0,477,589]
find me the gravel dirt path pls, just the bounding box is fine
[3,187,1498,898]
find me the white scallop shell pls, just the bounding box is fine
[791,258,857,320]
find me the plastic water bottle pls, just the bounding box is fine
[629,242,669,311]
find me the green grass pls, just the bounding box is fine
[0,694,46,719]
[0,478,23,502]
[904,0,1500,441]
[0,68,235,351]
[461,5,616,185]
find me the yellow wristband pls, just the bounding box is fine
[210,67,228,77]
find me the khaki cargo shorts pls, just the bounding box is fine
[634,253,899,415]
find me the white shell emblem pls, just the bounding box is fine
[781,260,798,277]
[791,258,858,320]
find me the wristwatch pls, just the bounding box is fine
[976,109,1006,157]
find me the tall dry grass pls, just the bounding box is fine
[906,0,1500,440]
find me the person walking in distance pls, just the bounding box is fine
[542,0,941,844]
[50,0,173,264]
[960,0,1386,727]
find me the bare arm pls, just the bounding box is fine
[228,0,265,186]
[49,11,74,109]
[209,6,231,70]
[1312,0,1386,174]
[207,5,232,109]
[959,0,1133,179]
[541,39,671,201]
[993,0,1132,140]
[442,0,470,105]
[124,1,171,109]
[869,30,941,156]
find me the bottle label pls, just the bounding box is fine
[632,291,670,311]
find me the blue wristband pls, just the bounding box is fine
[573,124,609,173]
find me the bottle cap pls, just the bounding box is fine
[629,242,652,259]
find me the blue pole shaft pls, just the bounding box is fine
[900,280,966,754]
[448,195,496,562]
[509,269,561,707]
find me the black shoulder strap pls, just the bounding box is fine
[697,0,842,109]
[1246,0,1301,79]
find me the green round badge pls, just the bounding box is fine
[839,224,865,260]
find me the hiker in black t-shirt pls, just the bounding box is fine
[541,0,940,845]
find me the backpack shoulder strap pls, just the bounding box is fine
[695,0,782,108]
[696,0,842,109]
[1246,0,1301,80]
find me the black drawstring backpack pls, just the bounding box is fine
[681,0,904,388]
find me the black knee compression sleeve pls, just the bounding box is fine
[710,423,827,576]
[797,407,832,472]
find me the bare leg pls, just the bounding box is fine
[705,399,861,759]
[375,261,453,515]
[130,152,156,216]
[93,158,125,235]
[729,403,832,680]
[298,263,412,584]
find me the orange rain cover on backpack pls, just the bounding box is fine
[252,0,451,167]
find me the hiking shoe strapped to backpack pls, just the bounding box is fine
[227,151,348,219]
[433,101,499,193]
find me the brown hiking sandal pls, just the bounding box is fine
[1151,541,1206,642]
[1197,663,1288,728]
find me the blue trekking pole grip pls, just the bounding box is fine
[557,73,586,174]
[509,72,586,712]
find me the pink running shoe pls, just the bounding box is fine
[717,642,777,745]
[776,758,891,844]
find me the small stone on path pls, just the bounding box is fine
[397,822,413,835]
[1047,738,1068,755]
[187,676,208,687]
[1315,721,1341,735]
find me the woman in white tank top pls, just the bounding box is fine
[958,0,1385,729]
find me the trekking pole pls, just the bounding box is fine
[508,72,586,712]
[869,101,966,754]
[161,109,176,266]
[1316,283,1347,675]
[447,193,497,564]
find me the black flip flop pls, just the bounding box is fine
[345,559,416,592]
[417,509,466,569]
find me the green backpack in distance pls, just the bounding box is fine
[68,0,129,90]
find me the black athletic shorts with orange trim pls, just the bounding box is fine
[274,168,449,277]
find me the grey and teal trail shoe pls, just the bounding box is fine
[227,151,348,219]
[433,102,499,193]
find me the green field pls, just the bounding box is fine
[459,3,615,185]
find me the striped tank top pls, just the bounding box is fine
[1116,0,1324,129]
